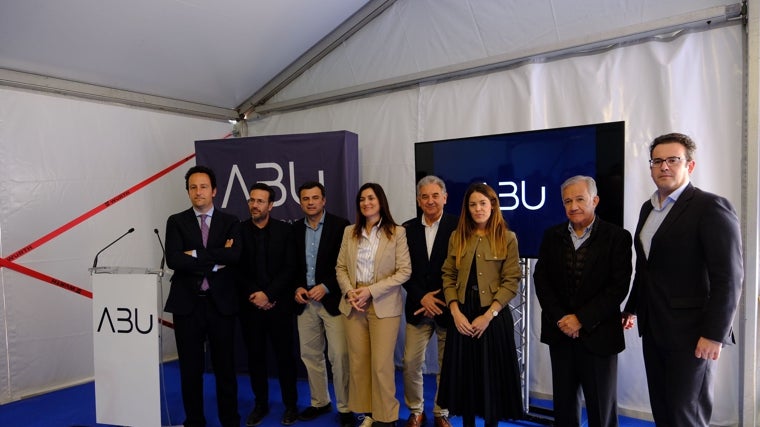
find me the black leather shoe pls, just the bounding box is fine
[246,405,269,427]
[298,403,333,421]
[282,406,299,426]
[339,412,356,427]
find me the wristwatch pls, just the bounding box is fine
[491,309,499,318]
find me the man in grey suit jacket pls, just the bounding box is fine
[165,165,242,427]
[623,133,743,426]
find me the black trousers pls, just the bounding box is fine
[642,333,714,427]
[549,340,618,427]
[239,303,299,409]
[173,297,240,427]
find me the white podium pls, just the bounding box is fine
[91,266,163,427]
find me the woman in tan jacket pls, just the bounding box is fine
[437,183,524,427]
[336,182,411,427]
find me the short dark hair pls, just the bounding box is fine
[650,132,697,161]
[249,182,275,203]
[185,165,216,190]
[298,181,326,198]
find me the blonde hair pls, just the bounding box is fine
[453,183,509,267]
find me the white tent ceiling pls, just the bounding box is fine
[0,0,379,118]
[0,0,742,120]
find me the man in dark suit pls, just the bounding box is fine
[623,133,743,426]
[533,175,632,427]
[292,181,353,427]
[164,165,242,427]
[401,175,458,427]
[238,183,299,427]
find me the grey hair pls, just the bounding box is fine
[560,175,597,198]
[416,175,447,196]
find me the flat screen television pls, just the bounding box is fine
[414,121,625,259]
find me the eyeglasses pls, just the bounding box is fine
[649,156,684,168]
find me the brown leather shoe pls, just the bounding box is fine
[433,416,452,427]
[405,413,426,427]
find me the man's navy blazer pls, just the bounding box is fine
[291,212,350,316]
[533,217,632,355]
[402,213,458,327]
[164,207,242,316]
[624,183,743,349]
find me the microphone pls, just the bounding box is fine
[153,228,166,272]
[92,228,135,269]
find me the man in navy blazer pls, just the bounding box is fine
[534,175,632,427]
[623,133,743,426]
[165,165,242,427]
[401,175,458,427]
[238,183,299,427]
[292,181,353,427]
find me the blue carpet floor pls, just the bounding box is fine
[0,361,653,427]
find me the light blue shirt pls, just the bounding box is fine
[304,211,326,290]
[568,216,595,250]
[190,206,214,257]
[640,180,690,259]
[191,207,219,271]
[193,206,214,227]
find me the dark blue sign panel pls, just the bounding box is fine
[415,122,624,258]
[195,131,359,223]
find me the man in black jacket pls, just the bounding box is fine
[622,133,743,425]
[165,165,242,427]
[292,181,353,427]
[238,183,298,427]
[534,175,632,427]
[401,176,458,427]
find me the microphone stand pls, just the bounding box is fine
[153,228,166,276]
[92,228,135,270]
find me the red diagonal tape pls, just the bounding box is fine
[0,151,205,328]
[0,257,93,298]
[0,257,174,327]
[5,153,196,262]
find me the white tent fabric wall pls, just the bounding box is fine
[248,25,744,424]
[0,88,230,403]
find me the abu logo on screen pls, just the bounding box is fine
[96,307,154,334]
[497,180,545,211]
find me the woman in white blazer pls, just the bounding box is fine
[336,183,411,427]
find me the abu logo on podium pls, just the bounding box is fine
[96,307,154,334]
